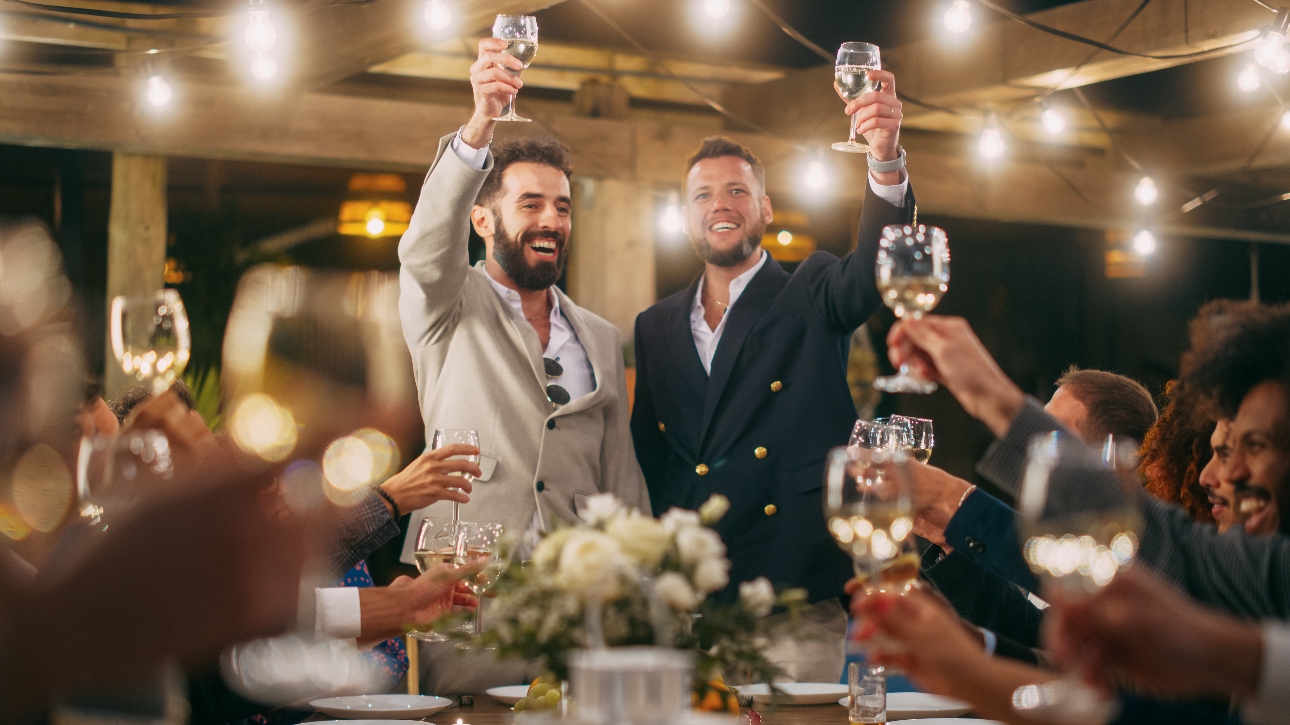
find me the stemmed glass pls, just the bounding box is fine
[432,428,479,526]
[492,14,538,122]
[890,415,934,463]
[110,289,191,396]
[77,430,174,530]
[411,517,455,642]
[454,521,505,640]
[873,224,950,394]
[832,42,882,154]
[1012,431,1141,723]
[831,423,918,594]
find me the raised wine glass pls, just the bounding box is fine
[492,14,538,122]
[411,517,454,642]
[890,415,934,464]
[1012,431,1142,724]
[829,425,918,595]
[453,521,505,641]
[432,428,479,526]
[831,42,881,154]
[873,224,950,394]
[111,289,191,397]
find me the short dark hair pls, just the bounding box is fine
[1181,300,1290,419]
[474,138,573,207]
[110,380,196,424]
[684,136,766,193]
[1054,366,1158,443]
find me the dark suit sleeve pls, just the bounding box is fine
[943,489,1041,592]
[1112,695,1238,725]
[923,549,1043,647]
[806,179,916,333]
[630,314,667,516]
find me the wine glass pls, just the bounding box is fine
[831,42,881,154]
[828,427,918,594]
[873,224,950,395]
[110,289,191,397]
[432,428,479,526]
[890,415,934,464]
[411,517,455,642]
[76,430,175,530]
[1012,431,1141,723]
[492,14,538,122]
[452,521,505,640]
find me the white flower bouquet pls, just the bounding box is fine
[477,493,805,695]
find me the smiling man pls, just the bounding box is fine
[630,70,915,680]
[396,37,648,693]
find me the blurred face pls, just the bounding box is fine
[76,397,119,438]
[1045,386,1093,444]
[684,156,773,268]
[476,163,572,290]
[1199,420,1237,532]
[1223,381,1289,535]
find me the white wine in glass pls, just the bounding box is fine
[890,415,934,464]
[874,225,949,395]
[432,428,479,525]
[832,42,881,154]
[493,14,538,122]
[411,517,455,642]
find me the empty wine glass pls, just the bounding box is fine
[110,289,190,397]
[832,42,881,154]
[492,14,538,122]
[873,224,950,394]
[1012,431,1141,724]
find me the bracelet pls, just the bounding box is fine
[374,485,401,519]
[867,147,906,173]
[956,484,977,511]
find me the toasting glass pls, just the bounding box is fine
[432,428,479,526]
[832,42,881,154]
[110,289,190,397]
[492,14,538,122]
[873,224,950,395]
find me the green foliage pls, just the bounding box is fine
[182,365,223,431]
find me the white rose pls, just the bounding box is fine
[606,514,671,569]
[739,577,776,617]
[556,530,628,596]
[653,571,701,611]
[533,527,574,572]
[580,493,625,526]
[660,507,701,534]
[675,525,725,567]
[692,556,730,594]
[698,494,731,525]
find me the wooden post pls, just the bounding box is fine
[566,177,657,346]
[104,153,167,398]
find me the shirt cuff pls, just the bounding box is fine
[980,628,998,657]
[451,127,489,170]
[868,169,908,208]
[1243,622,1290,725]
[315,587,362,640]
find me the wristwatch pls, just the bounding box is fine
[868,147,906,173]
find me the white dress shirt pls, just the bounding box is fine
[315,586,362,640]
[688,168,908,373]
[1243,621,1290,725]
[452,129,595,403]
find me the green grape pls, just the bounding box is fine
[514,698,528,713]
[544,689,562,707]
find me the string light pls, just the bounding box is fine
[803,158,829,191]
[250,53,277,81]
[702,0,731,19]
[245,0,276,53]
[1134,176,1158,206]
[944,0,972,34]
[144,75,172,107]
[1040,105,1066,135]
[979,116,1005,159]
[364,209,386,237]
[424,0,452,30]
[1132,229,1157,256]
[1255,8,1290,74]
[1238,63,1262,92]
[777,230,793,245]
[659,192,682,235]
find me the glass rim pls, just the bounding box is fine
[838,41,879,51]
[494,13,537,19]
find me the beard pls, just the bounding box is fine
[491,212,568,291]
[689,218,765,268]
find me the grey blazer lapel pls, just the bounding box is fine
[471,264,548,393]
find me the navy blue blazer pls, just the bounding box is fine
[630,181,916,603]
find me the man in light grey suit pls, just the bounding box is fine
[396,37,649,694]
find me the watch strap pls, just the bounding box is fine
[868,147,906,173]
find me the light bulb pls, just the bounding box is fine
[660,194,682,235]
[1134,176,1158,206]
[1282,109,1290,129]
[245,3,276,52]
[365,209,386,237]
[1239,63,1262,92]
[250,52,277,81]
[1257,10,1290,73]
[703,0,731,19]
[1041,106,1066,135]
[424,0,452,30]
[777,230,793,245]
[979,124,1004,159]
[944,0,972,34]
[804,160,829,191]
[1132,230,1156,256]
[145,75,172,107]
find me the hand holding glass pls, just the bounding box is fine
[432,429,479,525]
[492,15,538,122]
[411,517,456,641]
[832,42,882,154]
[874,225,950,394]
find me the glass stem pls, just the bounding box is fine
[473,599,483,637]
[503,95,516,118]
[849,113,858,144]
[452,499,460,523]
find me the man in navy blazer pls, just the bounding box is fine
[630,68,914,622]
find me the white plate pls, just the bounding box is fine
[738,682,849,705]
[838,692,973,719]
[888,720,1001,725]
[311,721,428,724]
[309,694,454,719]
[486,684,531,706]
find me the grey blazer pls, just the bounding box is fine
[396,133,649,563]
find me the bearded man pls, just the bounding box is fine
[630,70,914,681]
[396,37,648,693]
